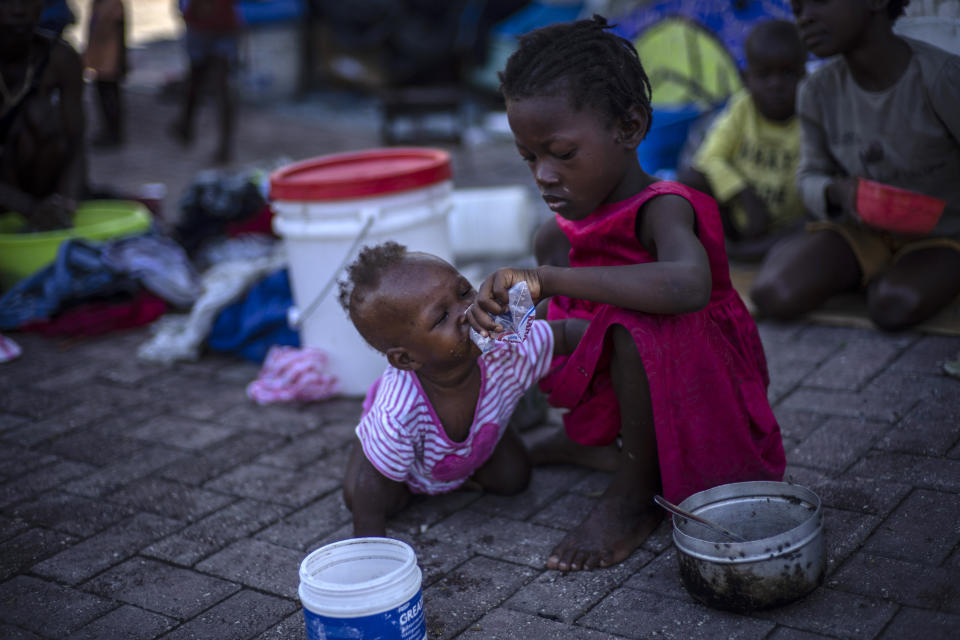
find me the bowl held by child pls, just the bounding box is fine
[855,178,945,235]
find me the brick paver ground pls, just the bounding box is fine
[2,44,959,639]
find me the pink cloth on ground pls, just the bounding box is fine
[246,345,338,404]
[540,181,785,504]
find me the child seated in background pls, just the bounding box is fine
[679,19,807,262]
[338,242,586,537]
[750,0,960,330]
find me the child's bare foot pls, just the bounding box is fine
[526,428,619,472]
[545,470,663,571]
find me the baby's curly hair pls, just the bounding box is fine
[337,241,408,316]
[499,14,653,138]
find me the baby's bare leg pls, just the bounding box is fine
[343,441,411,537]
[546,324,663,571]
[472,426,531,495]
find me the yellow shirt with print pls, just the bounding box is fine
[692,90,804,233]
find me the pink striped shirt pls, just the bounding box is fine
[356,319,554,494]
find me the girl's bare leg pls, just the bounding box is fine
[546,324,663,571]
[868,246,960,331]
[750,229,861,319]
[343,441,410,537]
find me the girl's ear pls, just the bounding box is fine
[615,106,647,148]
[387,347,421,371]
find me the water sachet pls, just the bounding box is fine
[469,281,536,353]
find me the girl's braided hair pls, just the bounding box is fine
[337,241,408,313]
[498,14,653,138]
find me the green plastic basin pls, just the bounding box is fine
[0,200,152,289]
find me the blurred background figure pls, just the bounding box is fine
[38,0,76,37]
[169,0,240,164]
[84,0,127,149]
[0,0,86,231]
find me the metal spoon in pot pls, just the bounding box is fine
[654,495,747,543]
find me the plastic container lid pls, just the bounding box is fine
[269,148,452,201]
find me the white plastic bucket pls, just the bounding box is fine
[448,186,536,260]
[299,537,426,640]
[270,149,454,397]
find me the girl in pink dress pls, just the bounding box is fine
[468,15,785,572]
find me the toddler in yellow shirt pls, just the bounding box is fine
[679,19,807,261]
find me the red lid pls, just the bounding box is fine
[269,148,452,201]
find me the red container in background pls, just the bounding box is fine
[855,179,945,235]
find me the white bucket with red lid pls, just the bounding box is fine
[270,148,453,396]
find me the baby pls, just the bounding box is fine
[338,242,586,536]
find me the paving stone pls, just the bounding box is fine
[0,413,29,434]
[253,611,308,640]
[128,415,236,451]
[84,557,240,619]
[767,357,828,404]
[885,335,960,374]
[9,490,134,536]
[578,586,775,639]
[507,549,653,623]
[861,489,960,565]
[774,325,850,364]
[767,627,845,639]
[529,492,598,531]
[387,490,483,536]
[874,402,960,456]
[2,400,117,447]
[821,507,882,575]
[878,606,960,640]
[33,513,180,584]
[0,575,113,638]
[754,586,896,638]
[71,604,176,640]
[0,460,96,508]
[756,321,804,348]
[804,335,908,391]
[0,515,29,543]
[31,359,126,392]
[0,445,58,479]
[255,493,351,552]
[253,431,338,469]
[777,387,916,424]
[0,624,43,639]
[204,463,341,508]
[404,534,476,588]
[47,430,146,466]
[622,547,689,602]
[456,607,624,639]
[569,469,614,497]
[848,452,960,493]
[157,432,285,486]
[0,386,75,420]
[63,447,187,498]
[782,468,911,516]
[0,527,76,581]
[772,408,829,442]
[213,405,321,437]
[95,357,169,387]
[830,553,960,613]
[471,465,588,520]
[425,511,566,569]
[146,499,290,566]
[422,555,537,640]
[106,476,236,522]
[196,538,304,598]
[787,416,889,473]
[639,517,675,554]
[160,589,297,640]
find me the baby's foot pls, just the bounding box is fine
[545,477,662,571]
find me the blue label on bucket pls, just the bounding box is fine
[304,589,425,640]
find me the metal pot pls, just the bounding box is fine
[671,481,825,612]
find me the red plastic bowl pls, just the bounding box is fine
[856,179,945,235]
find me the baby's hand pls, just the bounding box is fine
[467,267,542,336]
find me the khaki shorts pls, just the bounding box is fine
[807,221,960,286]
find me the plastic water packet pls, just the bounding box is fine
[469,281,536,353]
